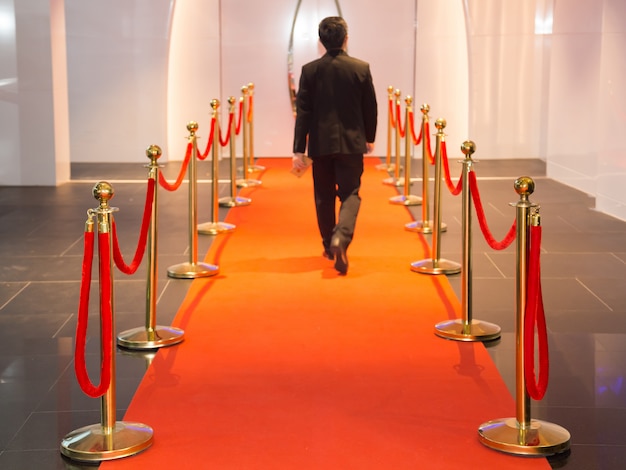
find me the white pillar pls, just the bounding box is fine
[0,0,69,185]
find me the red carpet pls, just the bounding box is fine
[102,158,549,469]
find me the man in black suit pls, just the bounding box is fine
[293,16,378,275]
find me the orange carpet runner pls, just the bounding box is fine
[102,158,550,469]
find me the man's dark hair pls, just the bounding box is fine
[318,17,347,50]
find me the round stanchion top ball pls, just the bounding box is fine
[93,181,114,203]
[461,141,476,156]
[146,145,162,160]
[187,121,199,135]
[514,176,535,196]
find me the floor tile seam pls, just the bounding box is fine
[533,404,626,410]
[52,314,75,339]
[574,278,614,312]
[610,252,626,265]
[482,252,508,278]
[0,282,29,311]
[59,235,84,257]
[31,360,76,415]
[566,443,626,449]
[3,411,33,452]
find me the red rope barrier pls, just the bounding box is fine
[112,177,155,275]
[158,142,192,191]
[236,99,244,135]
[219,113,234,147]
[396,102,406,138]
[198,117,216,160]
[74,230,113,398]
[524,224,550,400]
[441,141,463,195]
[409,111,422,145]
[388,97,396,129]
[424,122,434,164]
[469,171,516,250]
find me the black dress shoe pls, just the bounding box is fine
[330,236,348,274]
[322,250,334,261]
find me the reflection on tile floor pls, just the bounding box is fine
[0,159,625,469]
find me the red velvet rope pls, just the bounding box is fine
[220,112,234,147]
[388,97,396,128]
[469,171,517,250]
[409,111,422,145]
[236,99,244,135]
[112,177,155,275]
[441,141,463,195]
[158,142,192,191]
[424,122,434,164]
[396,102,406,138]
[198,117,216,160]
[524,225,550,400]
[74,230,113,398]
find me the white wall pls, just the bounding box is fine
[64,0,172,164]
[546,0,626,220]
[596,0,626,219]
[546,0,602,196]
[415,0,468,160]
[464,0,550,160]
[167,0,220,159]
[1,0,625,220]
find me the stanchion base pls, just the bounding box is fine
[60,421,153,463]
[405,220,448,233]
[117,325,185,350]
[248,164,265,172]
[383,176,404,187]
[411,258,461,275]
[478,417,571,456]
[390,194,422,206]
[375,163,395,171]
[435,318,501,342]
[236,178,262,188]
[219,196,252,207]
[167,262,219,279]
[197,221,236,235]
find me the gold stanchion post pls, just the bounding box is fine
[61,182,153,462]
[167,122,219,278]
[434,141,501,341]
[410,118,460,275]
[405,104,447,233]
[390,95,422,206]
[117,146,185,350]
[237,85,262,188]
[198,99,236,235]
[383,89,404,187]
[376,85,395,171]
[478,177,570,455]
[220,96,251,208]
[246,82,265,173]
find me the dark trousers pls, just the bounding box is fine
[311,153,364,251]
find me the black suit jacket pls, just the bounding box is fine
[293,49,378,157]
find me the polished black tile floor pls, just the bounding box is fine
[0,157,625,469]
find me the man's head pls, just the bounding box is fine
[318,17,348,51]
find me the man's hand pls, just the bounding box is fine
[292,152,309,170]
[366,142,375,154]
